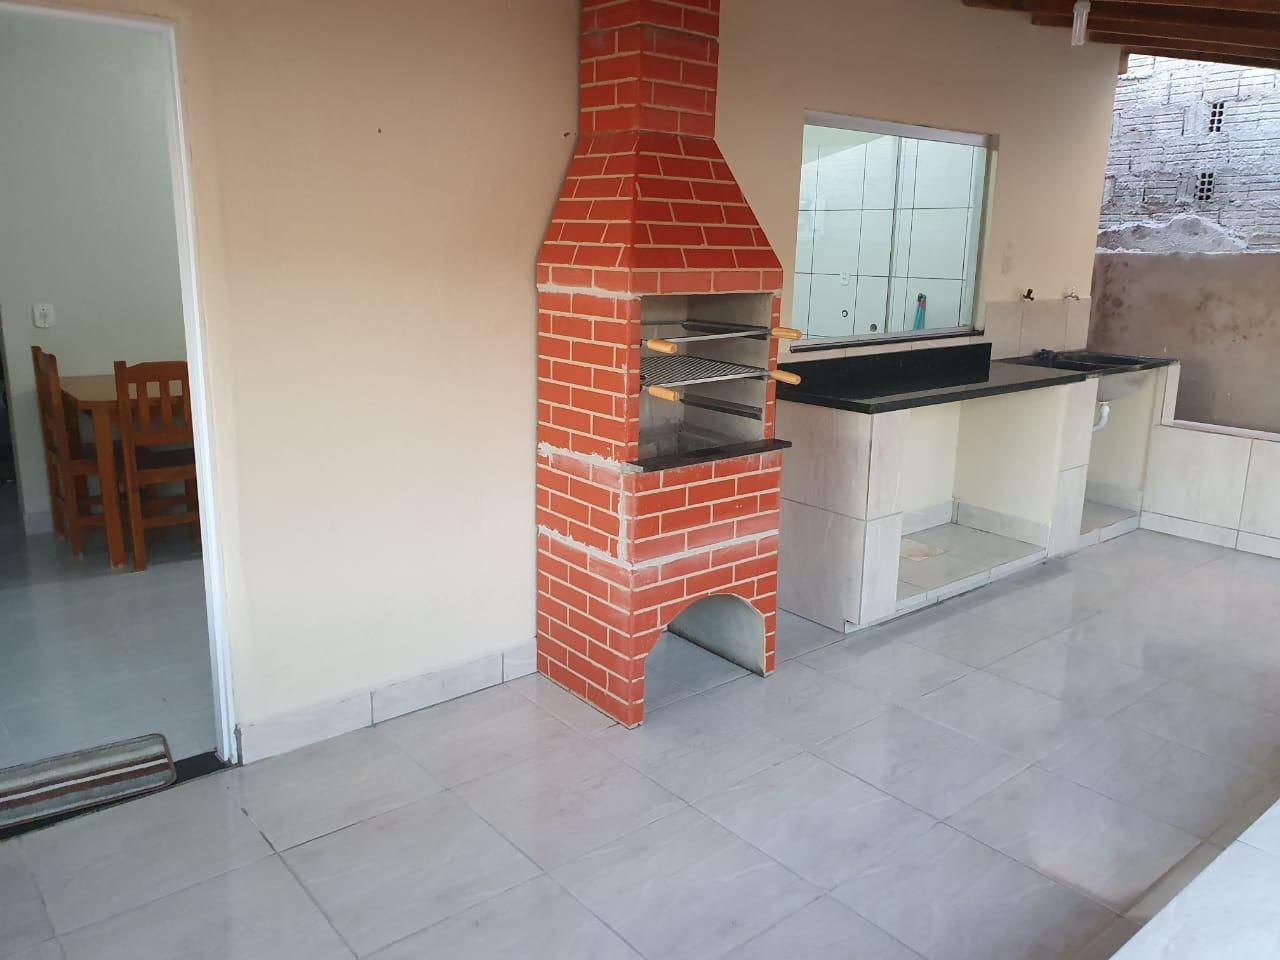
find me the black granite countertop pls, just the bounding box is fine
[776,343,1088,414]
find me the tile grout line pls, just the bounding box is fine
[275,852,360,959]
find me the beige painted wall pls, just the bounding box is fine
[718,0,1120,329]
[1086,369,1158,499]
[954,387,1068,527]
[14,0,578,730]
[0,10,186,522]
[11,0,1120,734]
[901,405,960,514]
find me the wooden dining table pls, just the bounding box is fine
[59,374,185,569]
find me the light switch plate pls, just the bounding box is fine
[33,303,55,328]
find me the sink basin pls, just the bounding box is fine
[1005,350,1160,401]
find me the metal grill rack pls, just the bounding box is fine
[645,318,770,345]
[640,354,768,389]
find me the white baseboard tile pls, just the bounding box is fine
[372,653,504,724]
[1140,511,1239,549]
[502,640,538,681]
[901,500,955,536]
[990,549,1048,581]
[929,570,992,603]
[1098,514,1141,543]
[239,692,372,764]
[240,644,532,762]
[1085,481,1144,513]
[23,511,53,535]
[955,501,1050,548]
[1237,531,1280,560]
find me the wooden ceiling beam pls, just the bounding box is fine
[962,0,1280,68]
[1031,13,1280,48]
[966,0,1280,33]
[1122,43,1280,68]
[1107,0,1280,13]
[1086,30,1280,63]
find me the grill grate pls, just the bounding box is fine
[640,354,767,388]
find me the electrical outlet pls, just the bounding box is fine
[33,303,55,329]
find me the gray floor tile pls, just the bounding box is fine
[454,735,684,870]
[964,574,1113,639]
[0,842,53,958]
[699,661,888,749]
[3,941,63,960]
[722,896,924,960]
[1056,608,1206,679]
[1240,796,1280,859]
[1125,841,1223,923]
[505,673,616,735]
[1211,778,1280,847]
[801,637,970,705]
[899,524,1040,592]
[367,875,641,960]
[553,808,818,960]
[642,633,747,709]
[1043,721,1268,838]
[378,684,581,787]
[283,792,538,957]
[1081,501,1136,535]
[697,753,935,888]
[1182,635,1280,712]
[947,767,1200,912]
[818,706,1028,819]
[1115,842,1280,960]
[593,694,799,802]
[21,772,271,933]
[884,605,1045,668]
[775,610,842,662]
[1115,681,1280,777]
[1069,917,1141,960]
[912,670,1096,762]
[58,857,350,960]
[234,727,441,850]
[986,637,1166,716]
[833,823,1114,960]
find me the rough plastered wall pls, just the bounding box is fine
[1090,252,1280,433]
[1099,55,1280,252]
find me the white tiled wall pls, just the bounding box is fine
[1140,408,1280,557]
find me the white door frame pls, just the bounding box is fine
[0,1,238,762]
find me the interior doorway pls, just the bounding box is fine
[0,2,234,784]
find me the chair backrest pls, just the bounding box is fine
[113,360,193,451]
[31,346,75,465]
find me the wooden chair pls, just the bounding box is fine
[31,346,106,554]
[114,360,199,571]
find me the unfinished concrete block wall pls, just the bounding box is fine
[1100,55,1280,252]
[1090,252,1280,434]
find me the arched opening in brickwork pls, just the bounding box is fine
[642,594,767,708]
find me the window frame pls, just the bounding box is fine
[790,111,999,353]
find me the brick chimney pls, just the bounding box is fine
[534,0,792,727]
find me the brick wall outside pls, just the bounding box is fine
[1101,55,1280,250]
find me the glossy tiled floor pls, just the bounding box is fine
[5,530,1280,959]
[0,487,215,767]
[897,521,1044,604]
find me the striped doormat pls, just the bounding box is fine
[0,734,176,831]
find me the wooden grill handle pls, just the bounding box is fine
[771,327,803,340]
[647,386,681,402]
[645,338,679,355]
[769,370,802,386]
